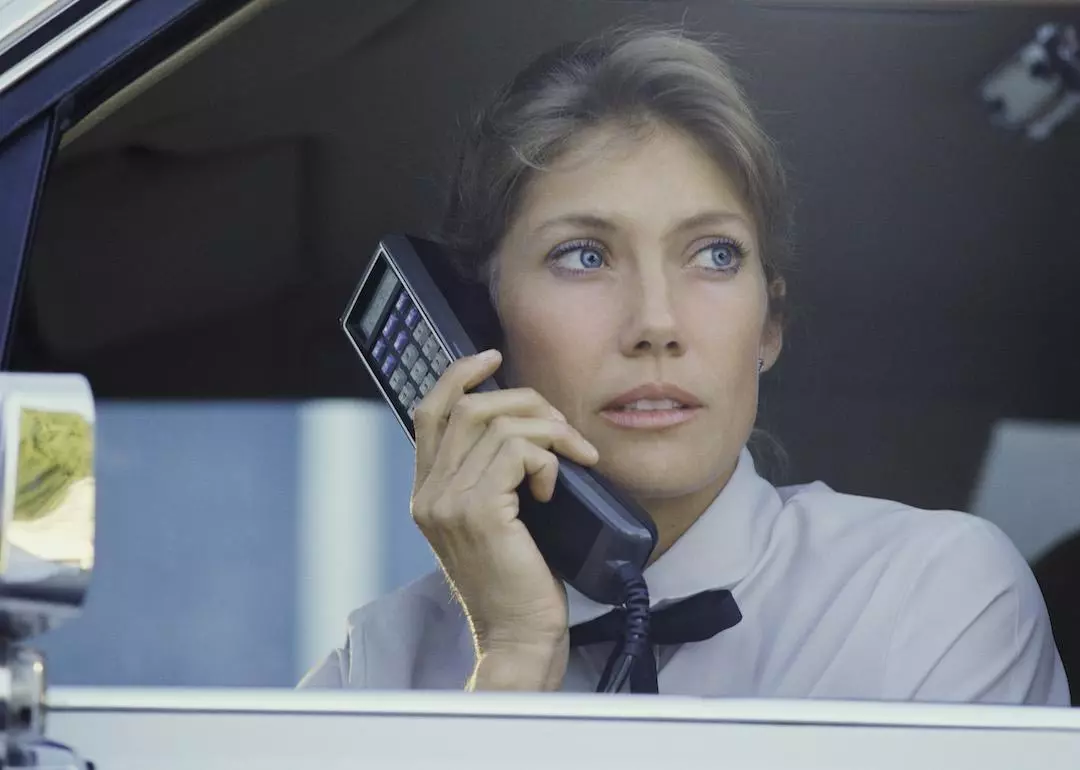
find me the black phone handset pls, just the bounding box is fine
[342,234,657,692]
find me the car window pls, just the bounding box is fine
[6,0,1080,707]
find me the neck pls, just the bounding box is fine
[638,459,739,564]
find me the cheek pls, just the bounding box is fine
[688,278,767,344]
[713,306,766,363]
[685,288,769,393]
[499,288,606,396]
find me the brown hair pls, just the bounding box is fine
[440,24,793,323]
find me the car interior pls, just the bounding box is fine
[4,0,1080,703]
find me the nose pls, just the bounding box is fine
[619,268,684,357]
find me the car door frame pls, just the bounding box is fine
[0,0,254,367]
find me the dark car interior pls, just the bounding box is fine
[3,0,1079,700]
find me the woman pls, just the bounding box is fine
[300,26,1068,703]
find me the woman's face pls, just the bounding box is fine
[494,121,782,508]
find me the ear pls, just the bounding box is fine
[760,277,786,371]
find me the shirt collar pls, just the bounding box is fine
[566,447,783,626]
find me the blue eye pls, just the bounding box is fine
[691,238,745,272]
[579,248,604,268]
[550,241,606,272]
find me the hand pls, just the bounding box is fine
[410,349,599,691]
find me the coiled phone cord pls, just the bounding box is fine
[596,563,651,694]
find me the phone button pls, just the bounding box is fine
[389,366,408,393]
[432,351,449,374]
[421,337,439,360]
[410,358,429,383]
[372,338,387,361]
[399,382,417,406]
[405,307,421,329]
[421,373,437,395]
[380,354,397,378]
[401,344,419,368]
[382,314,401,338]
[415,320,431,344]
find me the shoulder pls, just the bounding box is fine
[302,571,474,690]
[774,483,1066,704]
[776,479,1014,567]
[348,569,462,631]
[773,481,1038,628]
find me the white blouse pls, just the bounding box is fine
[299,449,1069,705]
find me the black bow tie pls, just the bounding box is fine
[569,589,742,694]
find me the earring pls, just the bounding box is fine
[757,357,765,374]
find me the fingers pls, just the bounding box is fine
[413,350,503,483]
[414,353,570,488]
[454,415,598,501]
[434,390,567,476]
[498,439,560,509]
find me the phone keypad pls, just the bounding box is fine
[369,288,453,421]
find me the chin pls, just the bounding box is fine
[595,445,728,500]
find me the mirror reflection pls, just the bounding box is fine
[7,401,94,572]
[15,0,1080,709]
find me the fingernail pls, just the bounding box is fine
[552,408,567,422]
[479,349,501,362]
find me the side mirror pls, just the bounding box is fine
[0,372,94,768]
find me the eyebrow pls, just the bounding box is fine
[673,210,752,234]
[534,213,618,235]
[533,210,752,237]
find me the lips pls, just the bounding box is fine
[602,383,703,411]
[599,383,703,430]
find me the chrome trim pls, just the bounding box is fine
[0,0,81,58]
[0,0,136,95]
[45,686,1080,732]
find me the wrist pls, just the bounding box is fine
[468,639,566,692]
